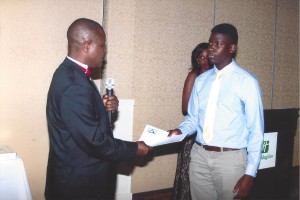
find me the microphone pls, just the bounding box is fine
[105,78,115,124]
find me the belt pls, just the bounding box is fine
[195,141,240,152]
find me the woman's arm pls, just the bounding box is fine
[182,71,197,116]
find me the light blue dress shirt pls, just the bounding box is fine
[178,59,264,177]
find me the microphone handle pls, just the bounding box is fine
[106,89,113,124]
[106,88,113,96]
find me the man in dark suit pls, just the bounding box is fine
[45,18,151,200]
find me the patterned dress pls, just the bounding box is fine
[171,134,196,200]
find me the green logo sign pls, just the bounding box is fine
[261,140,274,160]
[262,140,269,153]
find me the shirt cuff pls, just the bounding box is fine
[245,165,258,177]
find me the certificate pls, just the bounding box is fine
[139,125,188,147]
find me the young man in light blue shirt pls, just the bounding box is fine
[168,23,264,200]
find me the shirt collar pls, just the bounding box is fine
[67,56,89,69]
[213,59,236,75]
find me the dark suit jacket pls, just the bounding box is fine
[45,58,137,200]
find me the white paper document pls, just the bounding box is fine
[139,125,188,147]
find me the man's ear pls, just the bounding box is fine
[230,44,237,54]
[82,41,90,53]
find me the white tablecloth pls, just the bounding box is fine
[0,157,32,200]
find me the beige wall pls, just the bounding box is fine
[0,0,103,199]
[0,0,298,198]
[104,0,299,193]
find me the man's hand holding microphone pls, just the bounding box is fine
[103,78,152,157]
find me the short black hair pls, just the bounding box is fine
[211,23,238,45]
[67,18,103,45]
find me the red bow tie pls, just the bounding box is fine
[78,65,92,77]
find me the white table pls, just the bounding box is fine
[0,157,32,200]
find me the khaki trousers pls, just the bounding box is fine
[189,143,247,200]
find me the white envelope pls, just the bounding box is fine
[139,124,188,147]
